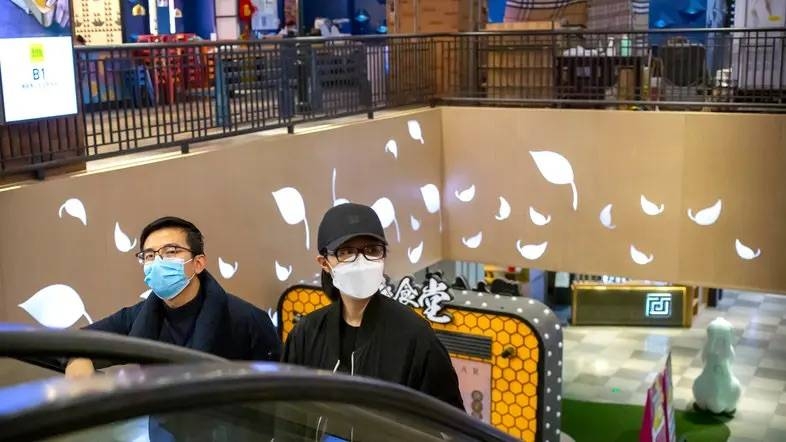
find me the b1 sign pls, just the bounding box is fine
[0,37,78,122]
[0,0,78,123]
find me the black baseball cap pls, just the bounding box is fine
[318,203,387,254]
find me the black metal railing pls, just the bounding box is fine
[73,36,436,160]
[1,27,784,178]
[435,27,786,109]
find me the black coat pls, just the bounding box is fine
[86,271,281,362]
[79,271,280,442]
[283,293,465,410]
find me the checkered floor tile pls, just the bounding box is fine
[562,290,786,442]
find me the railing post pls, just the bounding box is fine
[304,43,322,115]
[279,40,298,129]
[360,42,373,115]
[215,45,231,129]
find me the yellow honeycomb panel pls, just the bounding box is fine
[279,286,542,441]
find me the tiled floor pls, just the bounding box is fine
[562,290,786,442]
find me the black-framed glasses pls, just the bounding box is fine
[330,244,387,263]
[136,244,194,263]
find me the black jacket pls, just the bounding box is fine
[283,293,464,410]
[86,271,281,362]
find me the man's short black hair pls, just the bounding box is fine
[139,216,205,255]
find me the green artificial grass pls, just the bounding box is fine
[561,399,731,442]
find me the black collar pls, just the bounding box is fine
[325,293,383,362]
[129,271,227,353]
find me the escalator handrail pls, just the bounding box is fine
[0,362,517,442]
[0,328,227,369]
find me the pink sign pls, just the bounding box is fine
[662,353,676,442]
[640,351,675,442]
[451,357,492,423]
[640,373,667,442]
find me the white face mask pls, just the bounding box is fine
[330,257,385,300]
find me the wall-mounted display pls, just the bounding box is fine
[0,0,78,122]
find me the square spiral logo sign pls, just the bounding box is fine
[645,293,672,319]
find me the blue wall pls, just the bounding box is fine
[488,0,506,23]
[183,0,215,39]
[157,5,171,34]
[302,0,351,30]
[302,0,387,34]
[353,0,386,33]
[649,0,727,44]
[122,1,148,42]
[174,0,185,34]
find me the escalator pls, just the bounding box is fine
[0,325,516,442]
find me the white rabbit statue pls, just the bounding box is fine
[692,317,742,415]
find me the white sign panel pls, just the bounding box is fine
[0,37,78,122]
[0,0,77,123]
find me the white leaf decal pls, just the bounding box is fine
[599,203,616,229]
[275,261,293,281]
[529,206,552,226]
[640,195,665,216]
[267,308,279,328]
[410,215,421,231]
[454,185,476,203]
[735,239,761,260]
[218,257,239,279]
[331,168,350,207]
[384,139,398,159]
[461,232,483,249]
[516,240,548,260]
[140,289,152,299]
[272,187,310,250]
[407,120,424,144]
[630,245,654,265]
[688,199,722,226]
[371,197,401,242]
[407,241,424,264]
[113,222,138,253]
[529,151,578,210]
[58,198,87,226]
[19,284,93,328]
[420,184,441,214]
[495,197,511,221]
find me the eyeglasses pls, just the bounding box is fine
[136,244,194,263]
[330,244,386,263]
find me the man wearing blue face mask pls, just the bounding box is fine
[65,216,281,378]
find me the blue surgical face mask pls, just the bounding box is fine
[143,256,195,301]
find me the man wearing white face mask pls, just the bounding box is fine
[283,203,464,410]
[65,216,280,380]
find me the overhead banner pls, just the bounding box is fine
[0,0,78,123]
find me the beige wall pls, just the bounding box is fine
[442,107,786,294]
[1,106,785,328]
[0,109,445,326]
